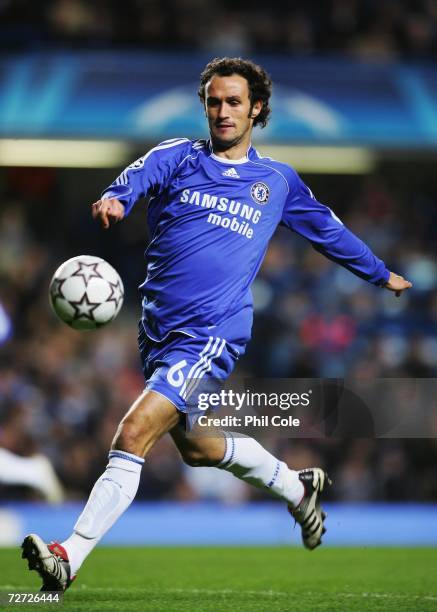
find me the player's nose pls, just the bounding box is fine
[217,102,230,118]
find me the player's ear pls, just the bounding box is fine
[250,100,262,119]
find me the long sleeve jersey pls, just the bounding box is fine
[102,138,389,343]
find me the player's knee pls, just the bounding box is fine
[112,418,148,456]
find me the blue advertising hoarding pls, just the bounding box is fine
[1,502,437,546]
[0,52,437,145]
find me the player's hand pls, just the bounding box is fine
[91,198,125,229]
[383,271,412,297]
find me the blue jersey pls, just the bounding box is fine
[102,138,389,344]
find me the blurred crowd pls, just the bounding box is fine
[0,162,436,504]
[1,0,437,60]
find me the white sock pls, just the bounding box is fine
[217,433,304,507]
[62,450,144,575]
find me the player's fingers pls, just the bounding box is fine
[91,200,110,228]
[102,209,110,228]
[92,198,123,228]
[386,273,413,294]
[110,209,125,223]
[396,279,412,291]
[107,203,125,225]
[91,200,101,219]
[98,204,110,229]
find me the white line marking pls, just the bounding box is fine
[70,586,437,601]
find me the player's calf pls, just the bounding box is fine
[170,423,226,467]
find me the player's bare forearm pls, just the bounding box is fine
[383,271,412,297]
[91,198,125,229]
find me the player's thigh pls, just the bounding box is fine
[169,421,225,466]
[143,333,239,423]
[112,388,181,457]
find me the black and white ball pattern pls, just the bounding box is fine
[49,255,124,330]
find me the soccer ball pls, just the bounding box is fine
[49,255,124,330]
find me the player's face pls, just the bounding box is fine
[204,74,261,151]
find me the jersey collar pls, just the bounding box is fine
[207,140,255,165]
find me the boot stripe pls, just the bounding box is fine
[305,516,317,529]
[302,511,316,527]
[307,521,321,536]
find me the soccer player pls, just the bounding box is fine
[22,57,412,591]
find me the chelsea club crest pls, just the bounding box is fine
[250,182,270,205]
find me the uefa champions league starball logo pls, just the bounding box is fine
[250,182,270,205]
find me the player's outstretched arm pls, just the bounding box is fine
[91,198,125,229]
[383,271,412,297]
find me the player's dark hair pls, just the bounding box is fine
[198,57,272,128]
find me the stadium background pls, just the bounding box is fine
[0,0,436,551]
